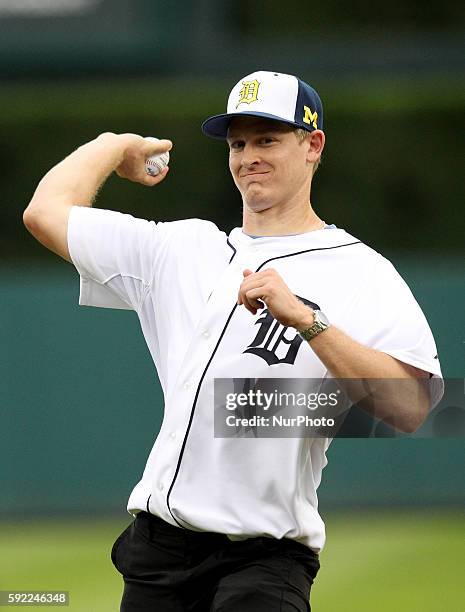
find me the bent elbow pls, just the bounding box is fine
[399,419,422,435]
[397,405,429,434]
[22,200,72,262]
[23,205,41,235]
[23,204,52,245]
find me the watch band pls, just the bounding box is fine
[298,309,330,341]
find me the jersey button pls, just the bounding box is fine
[169,432,176,440]
[202,330,210,339]
[183,381,191,390]
[158,483,164,491]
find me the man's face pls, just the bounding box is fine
[227,117,312,213]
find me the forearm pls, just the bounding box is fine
[307,326,430,432]
[28,132,125,213]
[310,326,411,378]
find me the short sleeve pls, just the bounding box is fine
[346,254,443,408]
[67,206,163,311]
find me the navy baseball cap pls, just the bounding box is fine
[202,70,323,140]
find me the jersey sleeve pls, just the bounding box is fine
[345,254,443,407]
[67,206,164,311]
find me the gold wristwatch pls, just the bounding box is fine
[298,309,330,341]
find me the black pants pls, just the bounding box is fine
[111,511,320,611]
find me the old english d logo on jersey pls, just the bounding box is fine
[236,79,260,108]
[243,296,320,366]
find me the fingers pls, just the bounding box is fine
[243,287,266,313]
[143,165,170,187]
[118,133,172,156]
[237,268,290,318]
[143,137,173,156]
[237,268,255,307]
[237,269,268,314]
[115,134,172,186]
[115,163,169,187]
[142,138,172,186]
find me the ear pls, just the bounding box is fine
[305,130,325,164]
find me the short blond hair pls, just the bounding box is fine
[295,128,321,176]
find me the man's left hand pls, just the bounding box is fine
[237,268,314,330]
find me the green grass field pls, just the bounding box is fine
[0,511,463,611]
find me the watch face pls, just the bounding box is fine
[315,310,330,326]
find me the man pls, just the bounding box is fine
[24,71,442,611]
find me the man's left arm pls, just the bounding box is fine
[237,268,433,433]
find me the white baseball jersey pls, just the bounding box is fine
[67,206,443,552]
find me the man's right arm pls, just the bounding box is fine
[23,133,172,262]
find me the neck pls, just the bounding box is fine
[242,197,323,237]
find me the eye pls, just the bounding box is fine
[259,136,275,145]
[229,140,245,150]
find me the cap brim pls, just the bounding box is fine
[201,111,302,139]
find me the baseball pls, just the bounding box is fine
[145,137,170,176]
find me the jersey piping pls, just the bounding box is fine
[164,240,361,527]
[226,237,237,263]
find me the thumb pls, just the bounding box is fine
[243,268,254,278]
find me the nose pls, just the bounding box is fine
[240,143,261,168]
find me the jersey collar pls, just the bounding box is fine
[227,226,359,255]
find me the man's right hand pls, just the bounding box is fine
[115,133,172,186]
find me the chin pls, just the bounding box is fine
[243,189,275,213]
[244,198,275,213]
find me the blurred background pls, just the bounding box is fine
[1,1,464,610]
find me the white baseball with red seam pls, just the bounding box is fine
[145,137,170,176]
